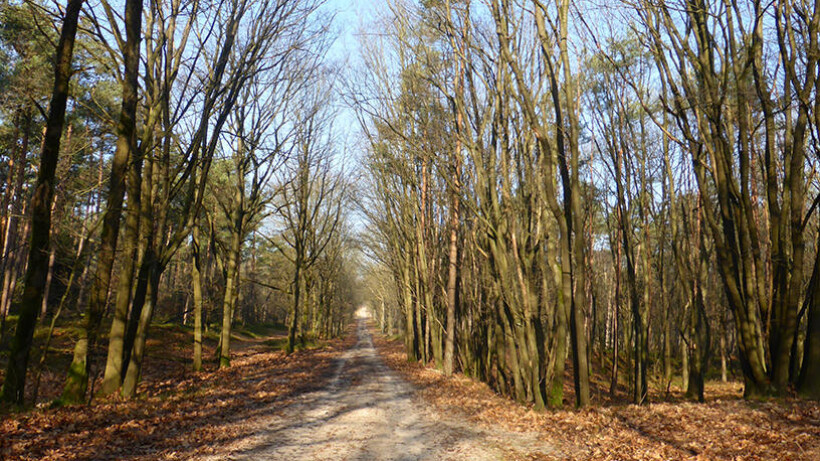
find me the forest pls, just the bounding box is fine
[0,0,356,407]
[358,0,820,405]
[1,0,820,459]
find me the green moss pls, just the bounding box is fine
[264,336,321,352]
[60,359,88,405]
[238,322,287,339]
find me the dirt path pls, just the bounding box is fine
[203,310,553,460]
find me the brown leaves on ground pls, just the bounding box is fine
[0,329,355,461]
[372,334,820,461]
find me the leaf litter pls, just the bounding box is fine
[372,333,820,461]
[1,328,355,460]
[3,323,818,461]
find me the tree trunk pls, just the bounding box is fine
[799,235,820,399]
[0,0,84,406]
[122,260,160,398]
[122,255,149,377]
[720,326,728,383]
[287,255,302,354]
[62,0,143,404]
[610,230,620,397]
[100,146,142,395]
[192,218,204,371]
[402,254,417,360]
[800,291,820,399]
[218,231,240,366]
[40,248,56,321]
[682,328,689,393]
[443,34,465,376]
[550,228,570,408]
[443,205,459,376]
[663,278,672,389]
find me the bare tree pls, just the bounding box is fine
[274,86,347,354]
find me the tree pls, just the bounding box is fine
[212,73,291,368]
[489,0,590,407]
[636,0,818,397]
[99,0,198,397]
[275,87,347,354]
[62,0,143,404]
[1,0,85,405]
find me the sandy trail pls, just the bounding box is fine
[205,310,553,460]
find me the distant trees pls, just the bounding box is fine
[274,84,348,354]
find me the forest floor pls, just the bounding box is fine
[202,309,556,460]
[0,323,350,460]
[373,334,820,460]
[2,313,819,460]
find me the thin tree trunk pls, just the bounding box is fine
[40,249,56,321]
[218,214,242,366]
[32,233,88,403]
[610,224,621,397]
[443,24,465,376]
[721,324,728,383]
[100,144,142,395]
[444,200,459,376]
[121,261,159,398]
[402,253,417,360]
[287,255,302,354]
[192,217,204,371]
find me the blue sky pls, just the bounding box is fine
[320,0,386,162]
[324,0,380,65]
[321,0,382,233]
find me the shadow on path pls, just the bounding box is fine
[207,310,552,460]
